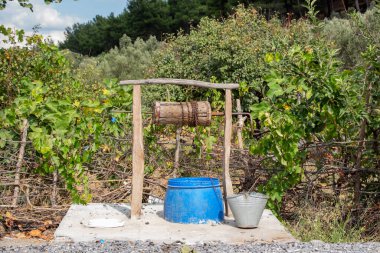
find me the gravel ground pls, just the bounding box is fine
[1,241,380,253]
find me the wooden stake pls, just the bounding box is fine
[173,127,182,177]
[223,89,234,217]
[236,99,246,150]
[51,169,58,207]
[12,119,28,207]
[131,85,145,219]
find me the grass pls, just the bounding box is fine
[286,204,367,243]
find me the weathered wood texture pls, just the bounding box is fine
[12,119,29,207]
[223,90,234,217]
[131,85,145,219]
[236,99,246,150]
[51,169,58,207]
[173,127,182,177]
[120,78,239,90]
[153,101,211,126]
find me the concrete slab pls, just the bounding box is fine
[54,203,296,244]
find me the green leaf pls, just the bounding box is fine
[275,129,283,137]
[82,100,100,108]
[0,129,13,148]
[271,191,282,202]
[205,135,216,151]
[29,125,44,133]
[51,156,60,167]
[265,53,274,63]
[250,101,271,118]
[45,101,60,113]
[267,82,284,99]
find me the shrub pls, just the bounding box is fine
[65,34,164,109]
[0,27,133,202]
[153,6,350,213]
[98,35,161,80]
[152,6,317,110]
[323,6,380,67]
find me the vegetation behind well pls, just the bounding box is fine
[0,1,379,242]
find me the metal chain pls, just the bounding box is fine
[190,101,198,127]
[180,102,185,126]
[186,102,191,126]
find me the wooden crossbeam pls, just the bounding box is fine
[120,78,239,90]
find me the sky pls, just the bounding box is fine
[0,0,128,44]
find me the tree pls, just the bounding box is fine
[60,0,171,55]
[60,13,125,56]
[126,0,172,40]
[59,0,375,55]
[168,0,208,33]
[0,0,63,11]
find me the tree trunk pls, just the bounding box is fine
[355,0,360,11]
[353,72,373,210]
[365,0,370,9]
[341,0,347,12]
[373,128,379,170]
[372,128,380,169]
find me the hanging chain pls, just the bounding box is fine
[190,101,199,127]
[180,102,185,126]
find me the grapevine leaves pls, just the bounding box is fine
[250,45,347,214]
[0,28,132,203]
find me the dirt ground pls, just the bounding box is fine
[0,237,49,247]
[0,207,67,247]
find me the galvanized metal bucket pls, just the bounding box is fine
[227,192,269,228]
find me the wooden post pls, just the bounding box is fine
[236,99,246,150]
[12,119,28,207]
[51,169,58,207]
[173,127,182,177]
[223,89,234,217]
[131,85,145,219]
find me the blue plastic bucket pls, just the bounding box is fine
[164,177,224,224]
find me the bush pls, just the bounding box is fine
[152,4,380,219]
[64,35,164,109]
[0,27,133,202]
[152,6,349,212]
[98,35,161,80]
[152,6,317,110]
[323,6,380,67]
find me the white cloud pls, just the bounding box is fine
[0,0,82,45]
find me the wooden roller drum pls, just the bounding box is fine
[153,101,211,126]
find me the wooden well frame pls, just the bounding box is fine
[119,78,239,219]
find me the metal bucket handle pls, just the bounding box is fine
[246,177,261,195]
